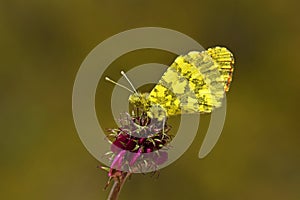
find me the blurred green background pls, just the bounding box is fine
[1,0,300,199]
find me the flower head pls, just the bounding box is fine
[102,111,172,184]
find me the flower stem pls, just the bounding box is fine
[107,172,130,200]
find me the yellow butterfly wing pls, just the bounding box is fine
[206,46,235,92]
[148,46,234,117]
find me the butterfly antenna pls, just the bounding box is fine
[105,77,134,93]
[121,71,138,93]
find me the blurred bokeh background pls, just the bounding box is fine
[1,0,299,199]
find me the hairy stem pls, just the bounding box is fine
[107,172,130,200]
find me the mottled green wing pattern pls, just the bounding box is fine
[148,47,234,117]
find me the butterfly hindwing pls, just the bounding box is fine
[148,47,234,117]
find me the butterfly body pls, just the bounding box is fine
[129,46,234,120]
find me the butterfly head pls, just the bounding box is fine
[128,92,151,111]
[129,93,167,121]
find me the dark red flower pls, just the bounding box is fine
[106,112,172,174]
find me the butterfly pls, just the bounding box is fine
[106,46,234,121]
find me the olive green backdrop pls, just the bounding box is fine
[1,0,299,199]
